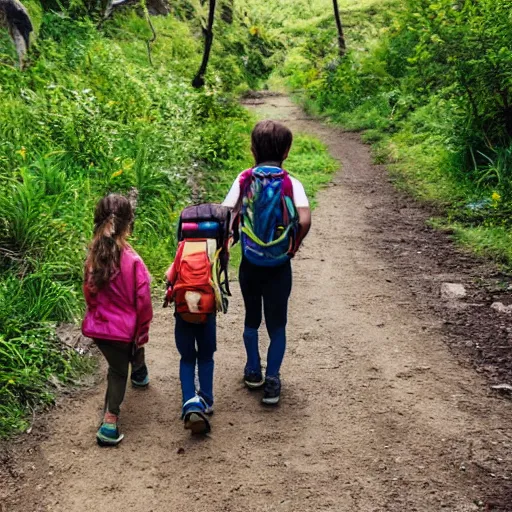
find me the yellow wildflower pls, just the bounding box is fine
[16,147,27,160]
[122,159,134,171]
[249,26,259,36]
[111,170,123,179]
[8,379,15,385]
[492,192,501,202]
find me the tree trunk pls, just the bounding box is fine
[192,0,216,88]
[332,0,346,58]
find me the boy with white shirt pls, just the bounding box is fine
[223,120,311,405]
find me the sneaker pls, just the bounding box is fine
[197,392,214,415]
[96,422,124,447]
[262,375,281,405]
[131,364,149,388]
[244,368,264,389]
[182,396,211,435]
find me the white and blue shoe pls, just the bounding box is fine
[197,392,214,415]
[182,396,211,435]
[202,401,214,416]
[131,364,149,388]
[96,422,124,446]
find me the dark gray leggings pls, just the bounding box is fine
[239,258,292,331]
[95,340,145,416]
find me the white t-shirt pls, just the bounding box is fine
[222,171,309,210]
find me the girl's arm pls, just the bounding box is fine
[83,270,97,307]
[134,260,153,346]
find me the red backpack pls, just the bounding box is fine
[170,240,216,324]
[164,204,232,323]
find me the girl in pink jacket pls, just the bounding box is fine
[82,194,153,446]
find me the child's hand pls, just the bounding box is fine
[136,332,149,346]
[163,282,173,308]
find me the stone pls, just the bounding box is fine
[491,302,512,314]
[441,283,467,299]
[491,384,512,392]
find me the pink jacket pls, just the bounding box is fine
[82,246,153,346]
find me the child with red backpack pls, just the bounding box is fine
[164,205,231,434]
[223,120,311,405]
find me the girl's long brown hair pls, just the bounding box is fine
[86,194,134,290]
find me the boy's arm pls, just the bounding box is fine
[165,261,177,287]
[163,241,184,307]
[222,173,244,244]
[296,206,312,249]
[163,264,175,308]
[290,178,311,255]
[222,174,242,211]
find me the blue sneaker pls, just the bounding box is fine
[197,391,214,415]
[131,364,149,388]
[244,367,264,389]
[262,375,281,405]
[96,422,124,446]
[182,396,211,435]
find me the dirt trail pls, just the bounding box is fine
[3,96,512,511]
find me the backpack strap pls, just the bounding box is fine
[239,168,254,197]
[281,169,294,199]
[240,167,294,199]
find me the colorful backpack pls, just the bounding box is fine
[165,204,231,323]
[239,166,299,267]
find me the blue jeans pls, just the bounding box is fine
[175,314,216,407]
[239,258,292,377]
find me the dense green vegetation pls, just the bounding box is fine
[257,0,512,263]
[0,0,336,436]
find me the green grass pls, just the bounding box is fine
[286,135,338,207]
[452,226,512,265]
[430,218,512,266]
[0,328,96,435]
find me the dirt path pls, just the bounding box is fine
[3,96,512,511]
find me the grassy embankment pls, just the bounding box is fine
[252,0,512,265]
[0,1,336,437]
